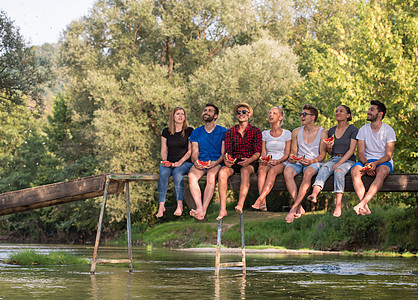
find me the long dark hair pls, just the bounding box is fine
[340,105,352,122]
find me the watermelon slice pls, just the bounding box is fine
[259,155,272,163]
[360,165,372,171]
[225,153,237,163]
[161,161,174,166]
[324,134,335,144]
[197,160,211,167]
[290,154,305,161]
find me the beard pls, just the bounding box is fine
[367,113,378,122]
[203,114,215,122]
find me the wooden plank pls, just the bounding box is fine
[97,259,132,264]
[227,173,418,192]
[0,175,125,216]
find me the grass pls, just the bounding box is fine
[125,204,418,254]
[7,249,89,265]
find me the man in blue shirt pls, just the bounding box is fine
[188,103,227,220]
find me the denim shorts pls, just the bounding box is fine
[286,161,324,175]
[353,159,393,173]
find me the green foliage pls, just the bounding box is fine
[7,249,88,265]
[0,10,51,109]
[188,37,301,130]
[293,0,417,174]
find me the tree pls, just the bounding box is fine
[0,10,51,110]
[188,37,302,130]
[292,0,417,174]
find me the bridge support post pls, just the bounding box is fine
[91,176,110,274]
[90,176,133,274]
[215,213,246,276]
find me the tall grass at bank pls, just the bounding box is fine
[7,250,88,265]
[224,205,418,252]
[131,205,417,253]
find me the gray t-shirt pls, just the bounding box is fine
[328,125,358,161]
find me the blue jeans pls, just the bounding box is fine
[158,162,193,202]
[313,156,355,193]
[287,161,324,174]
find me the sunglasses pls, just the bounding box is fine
[236,110,249,115]
[299,112,314,117]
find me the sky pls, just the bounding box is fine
[1,0,96,46]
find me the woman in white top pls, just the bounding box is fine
[252,107,291,211]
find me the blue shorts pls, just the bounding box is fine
[286,162,324,175]
[353,159,393,173]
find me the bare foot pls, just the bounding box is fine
[333,207,341,217]
[216,210,228,221]
[353,202,364,215]
[174,207,183,216]
[307,194,317,203]
[156,205,166,218]
[359,204,371,216]
[252,198,265,210]
[251,202,261,210]
[235,205,243,214]
[259,203,267,212]
[285,212,296,223]
[190,209,204,220]
[296,206,305,215]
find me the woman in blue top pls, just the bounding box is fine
[307,105,358,217]
[157,107,194,218]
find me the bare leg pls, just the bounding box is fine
[307,185,321,203]
[174,200,183,216]
[285,167,316,223]
[216,166,234,220]
[199,165,221,219]
[283,166,298,223]
[351,165,366,204]
[254,164,285,211]
[156,202,166,218]
[235,165,254,214]
[253,165,270,209]
[188,167,206,220]
[354,166,390,216]
[333,193,343,217]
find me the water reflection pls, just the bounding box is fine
[0,244,417,299]
[214,274,247,300]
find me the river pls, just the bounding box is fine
[0,244,417,299]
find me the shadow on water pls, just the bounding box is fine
[0,244,417,299]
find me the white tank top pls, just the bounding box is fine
[297,126,324,161]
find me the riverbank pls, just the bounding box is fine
[123,205,418,254]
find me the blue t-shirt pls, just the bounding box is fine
[189,125,227,161]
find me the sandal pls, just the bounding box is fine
[259,203,267,212]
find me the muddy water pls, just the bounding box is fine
[0,244,417,299]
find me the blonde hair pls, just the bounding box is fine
[169,107,188,136]
[271,106,285,124]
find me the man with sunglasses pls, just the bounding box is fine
[188,103,227,221]
[217,103,262,220]
[284,104,328,223]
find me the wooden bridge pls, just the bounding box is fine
[0,173,417,216]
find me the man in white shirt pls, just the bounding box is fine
[351,100,396,215]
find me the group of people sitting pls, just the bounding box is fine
[157,100,396,223]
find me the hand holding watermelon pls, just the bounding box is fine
[197,160,211,168]
[289,154,305,163]
[323,134,335,148]
[161,160,174,167]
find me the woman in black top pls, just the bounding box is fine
[157,107,194,217]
